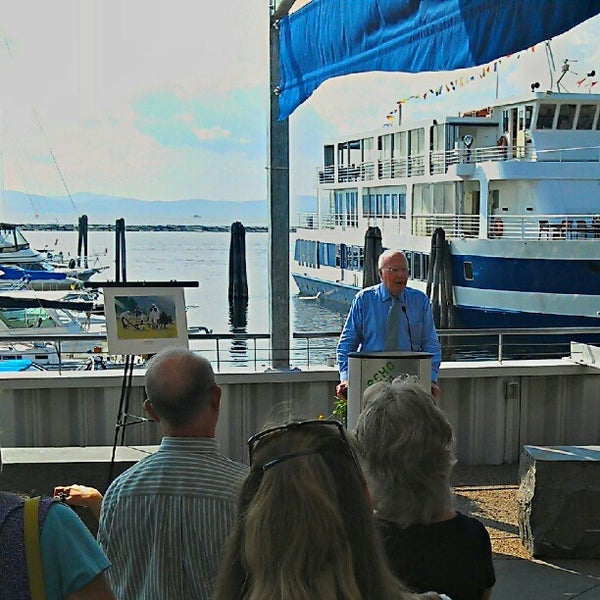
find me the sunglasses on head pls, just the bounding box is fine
[247,419,363,480]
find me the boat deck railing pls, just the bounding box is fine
[2,327,599,372]
[297,210,600,241]
[318,145,600,184]
[412,213,600,240]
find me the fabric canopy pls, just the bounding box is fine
[277,0,600,119]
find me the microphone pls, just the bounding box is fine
[401,305,414,351]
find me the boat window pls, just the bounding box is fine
[380,133,394,158]
[375,194,382,217]
[318,242,336,267]
[431,123,445,152]
[412,253,422,280]
[524,105,533,129]
[384,194,391,217]
[556,104,576,130]
[324,145,334,167]
[409,128,425,155]
[362,194,370,217]
[423,254,430,278]
[576,105,596,130]
[399,193,406,217]
[361,137,374,163]
[464,262,474,281]
[535,103,556,129]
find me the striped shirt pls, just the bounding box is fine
[98,437,248,600]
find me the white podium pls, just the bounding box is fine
[347,351,432,428]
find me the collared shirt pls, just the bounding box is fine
[98,437,248,600]
[336,283,441,382]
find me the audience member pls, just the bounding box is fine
[214,418,443,600]
[354,380,495,600]
[96,347,248,600]
[0,448,115,599]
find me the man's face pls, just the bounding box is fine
[379,253,409,297]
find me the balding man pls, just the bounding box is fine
[97,347,248,600]
[336,250,441,399]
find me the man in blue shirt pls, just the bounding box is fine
[336,249,441,399]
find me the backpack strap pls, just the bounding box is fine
[24,497,47,600]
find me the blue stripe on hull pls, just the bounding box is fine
[452,255,600,295]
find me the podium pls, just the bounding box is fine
[347,351,432,428]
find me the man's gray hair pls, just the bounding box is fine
[145,347,216,428]
[353,380,455,527]
[377,249,405,270]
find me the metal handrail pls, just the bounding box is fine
[1,327,599,371]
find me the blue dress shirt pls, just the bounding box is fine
[336,283,441,382]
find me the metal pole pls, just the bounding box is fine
[268,0,295,368]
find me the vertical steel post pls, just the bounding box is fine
[268,1,294,368]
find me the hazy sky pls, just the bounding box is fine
[0,1,598,208]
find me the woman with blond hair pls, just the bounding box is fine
[354,380,495,600]
[214,419,444,600]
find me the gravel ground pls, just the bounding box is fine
[451,464,528,559]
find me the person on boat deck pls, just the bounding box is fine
[336,249,441,399]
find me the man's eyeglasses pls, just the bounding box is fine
[247,419,363,479]
[380,267,408,274]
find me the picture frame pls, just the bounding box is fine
[103,285,189,355]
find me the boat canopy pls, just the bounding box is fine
[277,0,600,119]
[0,293,93,312]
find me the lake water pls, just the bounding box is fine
[24,229,348,367]
[21,229,579,366]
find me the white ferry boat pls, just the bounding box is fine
[292,91,600,329]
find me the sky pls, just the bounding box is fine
[0,1,598,212]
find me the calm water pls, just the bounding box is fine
[22,230,579,366]
[25,230,347,367]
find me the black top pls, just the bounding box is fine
[377,512,495,600]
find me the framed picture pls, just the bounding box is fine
[103,285,189,355]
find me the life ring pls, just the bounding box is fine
[491,218,504,238]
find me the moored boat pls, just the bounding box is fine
[292,90,600,330]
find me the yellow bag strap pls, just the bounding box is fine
[24,497,47,600]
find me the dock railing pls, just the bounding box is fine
[2,327,599,372]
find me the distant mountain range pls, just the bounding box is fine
[1,191,318,226]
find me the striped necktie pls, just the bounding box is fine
[384,297,400,350]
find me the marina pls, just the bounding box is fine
[0,4,599,596]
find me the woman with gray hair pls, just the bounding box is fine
[354,380,495,600]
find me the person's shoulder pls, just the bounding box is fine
[354,283,382,301]
[453,512,490,535]
[405,286,428,301]
[214,455,249,481]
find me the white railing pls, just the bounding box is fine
[411,214,600,240]
[412,215,481,238]
[317,145,600,184]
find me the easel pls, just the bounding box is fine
[86,280,199,486]
[108,353,151,484]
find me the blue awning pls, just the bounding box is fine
[278,0,600,119]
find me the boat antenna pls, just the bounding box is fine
[544,40,556,91]
[556,58,578,93]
